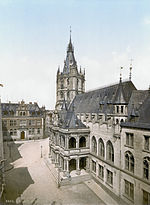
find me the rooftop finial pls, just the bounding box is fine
[70,26,72,42]
[120,66,123,82]
[129,58,133,81]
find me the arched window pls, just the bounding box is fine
[69,137,76,149]
[125,151,134,173]
[92,136,97,154]
[143,157,150,179]
[121,119,124,123]
[116,119,119,124]
[106,141,114,163]
[98,138,105,158]
[79,136,86,148]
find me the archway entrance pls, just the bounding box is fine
[80,157,86,170]
[20,131,25,139]
[69,159,76,172]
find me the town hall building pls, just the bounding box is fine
[49,34,150,205]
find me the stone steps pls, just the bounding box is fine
[60,173,91,186]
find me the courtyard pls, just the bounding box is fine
[4,138,105,205]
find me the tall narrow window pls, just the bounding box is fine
[106,141,114,163]
[143,190,150,205]
[98,138,105,158]
[99,164,104,179]
[92,136,97,155]
[92,160,96,173]
[125,151,134,173]
[107,169,113,185]
[143,157,150,180]
[124,180,134,201]
[116,106,119,113]
[121,106,124,113]
[144,136,150,151]
[126,133,134,147]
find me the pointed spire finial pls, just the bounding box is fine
[70,26,72,42]
[120,66,123,82]
[80,66,81,73]
[57,65,60,74]
[129,58,133,81]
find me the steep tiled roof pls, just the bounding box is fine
[121,91,150,129]
[62,110,86,129]
[127,90,149,115]
[63,37,77,74]
[1,102,44,116]
[72,80,136,114]
[58,104,86,129]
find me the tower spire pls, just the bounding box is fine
[120,66,123,82]
[67,26,74,52]
[129,58,133,81]
[70,26,72,43]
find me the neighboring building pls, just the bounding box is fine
[49,34,150,205]
[0,99,5,202]
[1,100,45,141]
[45,110,54,137]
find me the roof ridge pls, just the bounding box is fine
[84,80,132,94]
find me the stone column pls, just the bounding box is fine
[76,157,81,175]
[86,157,90,172]
[76,137,79,149]
[66,137,69,149]
[63,159,66,177]
[51,150,55,164]
[55,153,59,168]
[49,145,51,158]
[96,160,99,177]
[104,165,106,183]
[66,159,69,173]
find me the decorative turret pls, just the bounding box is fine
[55,31,85,110]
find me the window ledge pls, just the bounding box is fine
[124,169,134,175]
[142,149,150,154]
[106,182,113,188]
[123,194,134,203]
[98,176,104,181]
[124,145,134,149]
[91,171,96,175]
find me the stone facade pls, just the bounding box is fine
[2,100,45,141]
[0,99,5,202]
[49,35,150,205]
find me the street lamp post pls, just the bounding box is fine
[57,167,60,188]
[8,143,11,159]
[41,145,42,158]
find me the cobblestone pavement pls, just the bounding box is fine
[5,138,105,205]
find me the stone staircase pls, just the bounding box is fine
[60,173,91,186]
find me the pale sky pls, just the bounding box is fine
[0,0,150,109]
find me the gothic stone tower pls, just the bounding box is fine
[55,34,85,110]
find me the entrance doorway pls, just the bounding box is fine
[69,159,76,172]
[21,131,25,140]
[80,157,86,170]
